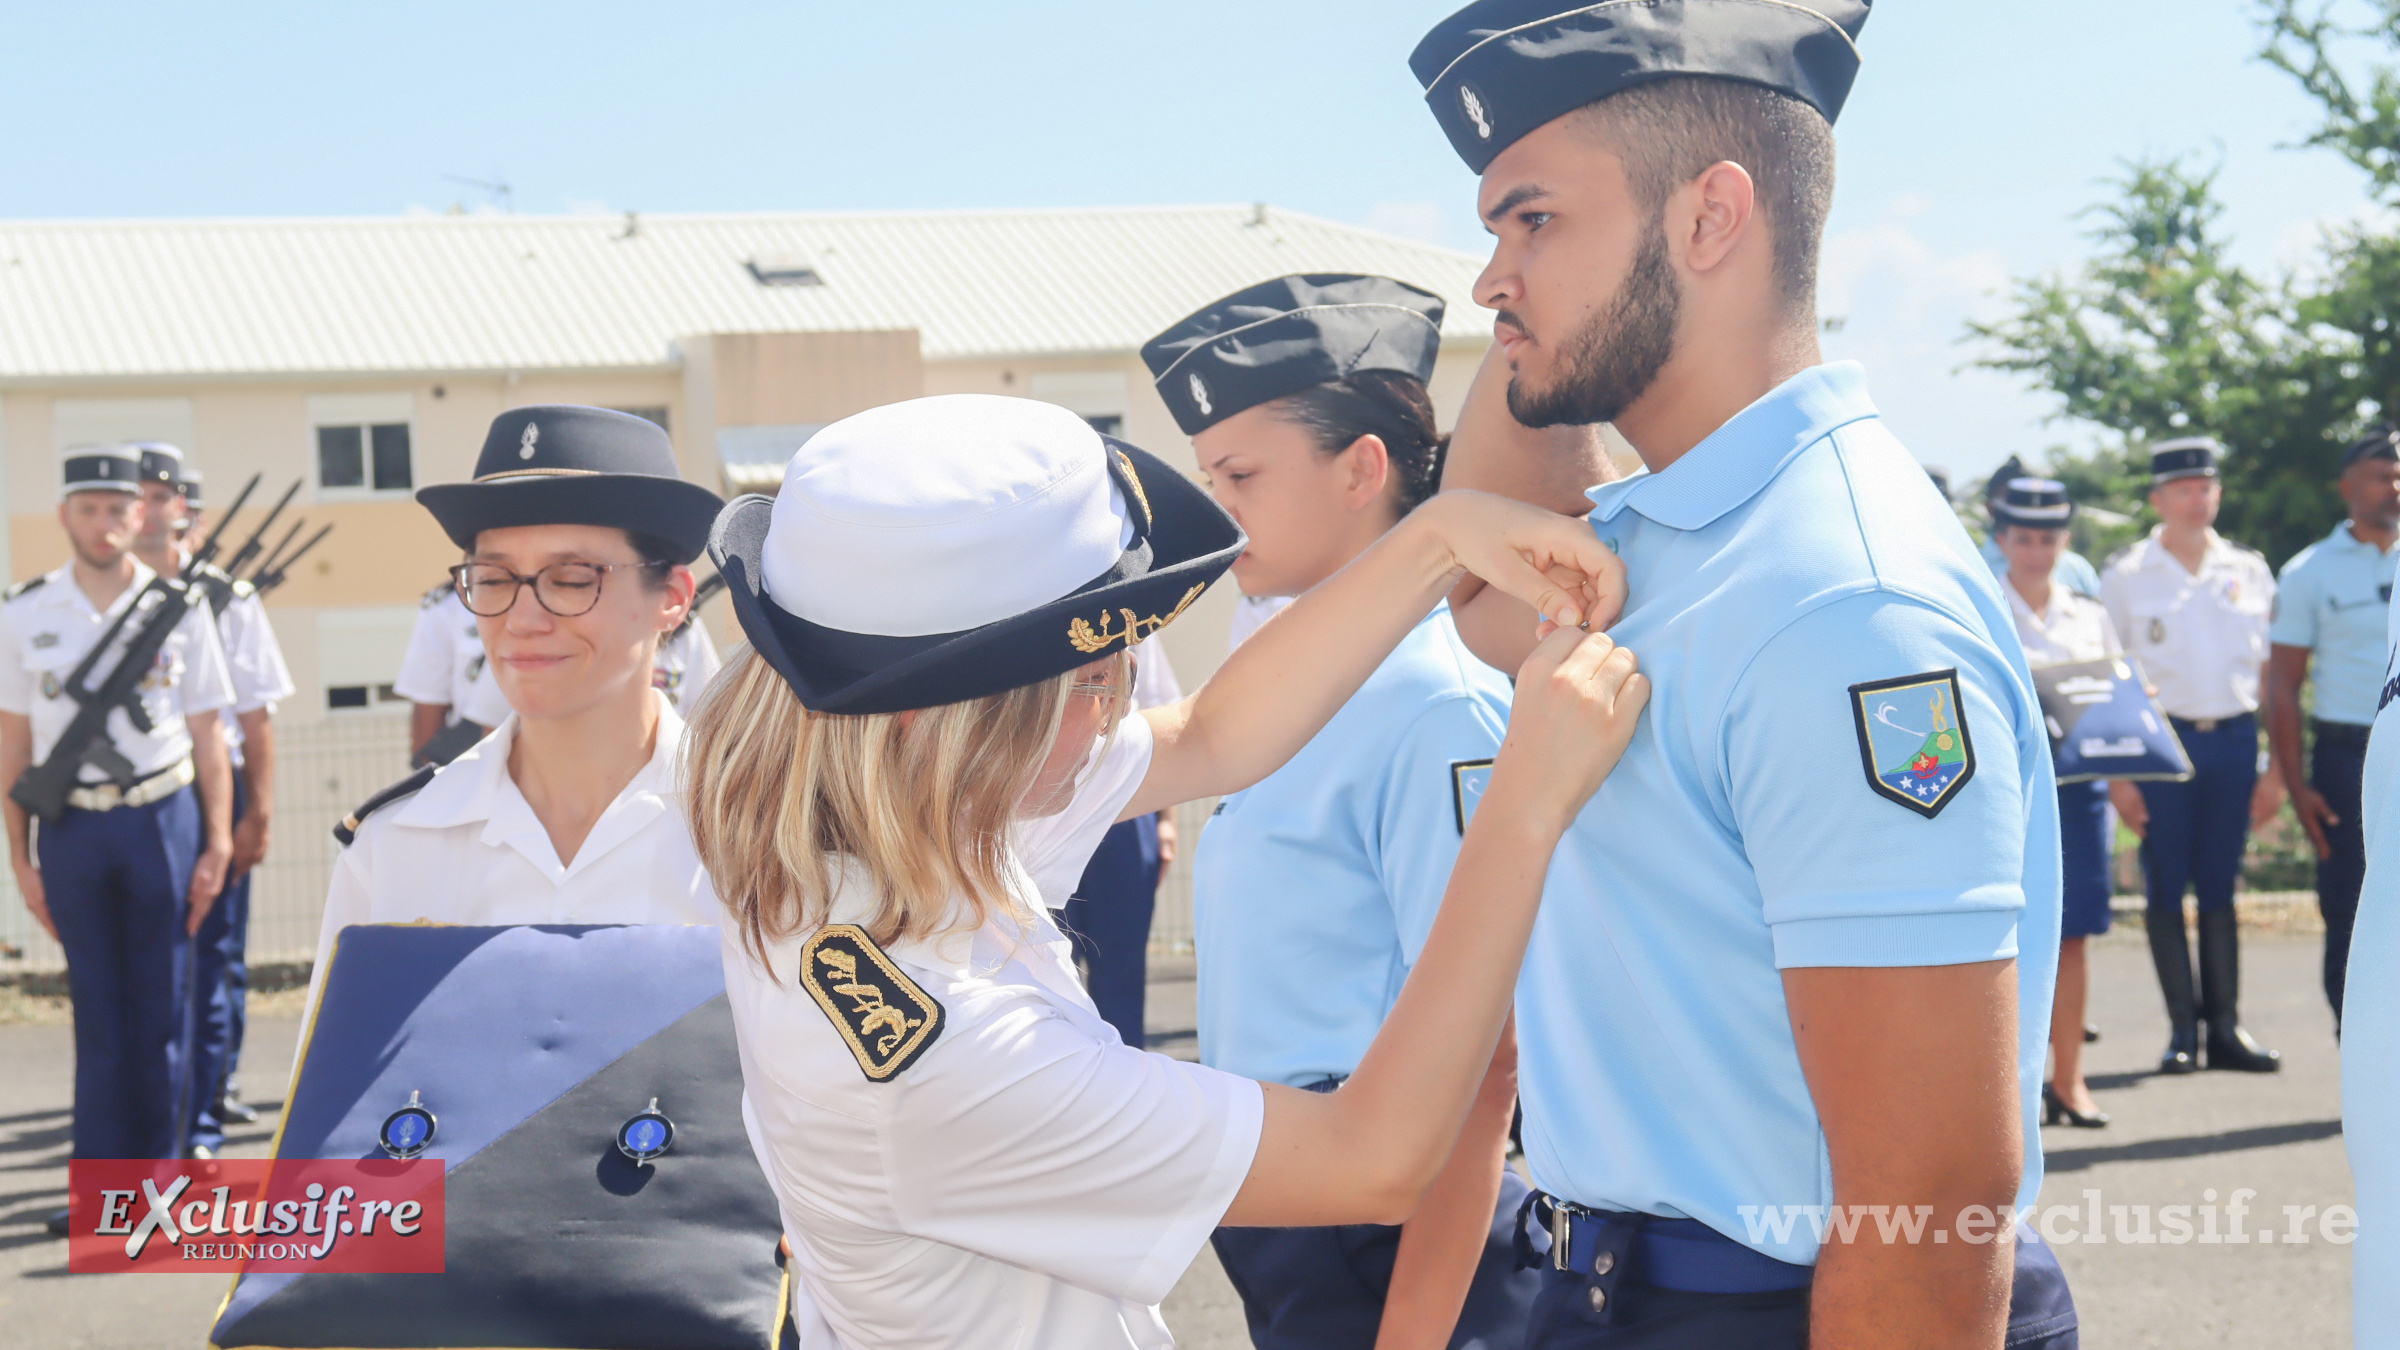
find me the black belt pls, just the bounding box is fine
[1513,1192,1811,1320]
[2168,713,2255,735]
[2313,719,2373,749]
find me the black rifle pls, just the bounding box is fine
[239,517,308,588]
[11,475,262,824]
[193,479,302,616]
[247,523,333,598]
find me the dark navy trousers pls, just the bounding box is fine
[1061,813,1160,1048]
[2311,726,2368,1021]
[2138,715,2259,917]
[188,773,251,1151]
[41,785,202,1159]
[1214,1169,1539,1350]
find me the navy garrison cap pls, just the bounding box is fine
[1991,477,2074,530]
[1142,275,1447,436]
[416,405,724,562]
[2342,423,2400,469]
[175,466,205,507]
[131,441,183,485]
[2149,437,2220,485]
[1411,0,1873,173]
[59,445,141,498]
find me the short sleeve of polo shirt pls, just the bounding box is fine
[0,609,31,716]
[175,605,236,716]
[2269,548,2323,649]
[1723,592,2030,969]
[1377,696,1509,964]
[392,602,456,705]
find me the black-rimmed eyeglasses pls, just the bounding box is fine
[450,561,669,617]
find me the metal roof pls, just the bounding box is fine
[0,206,1495,381]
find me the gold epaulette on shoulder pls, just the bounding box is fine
[798,925,944,1082]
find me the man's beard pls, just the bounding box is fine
[1505,218,1681,429]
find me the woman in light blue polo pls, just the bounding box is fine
[1142,275,1536,1350]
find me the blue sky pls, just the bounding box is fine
[2,1,2380,482]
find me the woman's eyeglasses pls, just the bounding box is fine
[450,560,669,618]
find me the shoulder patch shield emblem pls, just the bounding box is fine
[1849,669,1977,818]
[1451,759,1494,835]
[799,924,944,1082]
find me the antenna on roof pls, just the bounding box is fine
[442,174,514,213]
[1249,202,1270,228]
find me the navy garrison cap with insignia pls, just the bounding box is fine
[1141,274,1447,436]
[130,441,183,485]
[210,923,791,1350]
[2343,423,2400,469]
[1990,477,2074,531]
[711,395,1242,715]
[416,405,725,563]
[59,445,142,499]
[174,464,204,506]
[1410,0,1873,173]
[2149,436,2221,485]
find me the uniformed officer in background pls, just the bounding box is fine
[2266,424,2400,1032]
[1413,0,2076,1343]
[126,446,297,1151]
[1980,455,2102,599]
[5,446,237,1232]
[2101,437,2284,1074]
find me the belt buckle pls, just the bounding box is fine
[1549,1199,1573,1271]
[2193,718,2219,733]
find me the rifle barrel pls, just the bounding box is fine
[186,473,264,576]
[245,518,307,585]
[252,523,333,595]
[217,479,301,578]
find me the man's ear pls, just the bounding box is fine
[1680,160,1758,277]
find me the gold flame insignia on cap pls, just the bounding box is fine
[1068,583,1204,655]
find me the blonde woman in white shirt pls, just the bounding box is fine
[303,407,726,1022]
[685,395,1643,1350]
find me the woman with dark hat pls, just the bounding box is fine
[300,405,725,1020]
[1141,274,1538,1349]
[1993,477,2119,1128]
[685,393,1643,1347]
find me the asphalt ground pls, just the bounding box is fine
[0,931,2354,1348]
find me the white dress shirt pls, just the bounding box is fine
[2100,528,2275,719]
[2006,574,2123,667]
[0,562,235,781]
[302,691,718,1027]
[656,620,723,714]
[728,714,1265,1350]
[393,588,514,727]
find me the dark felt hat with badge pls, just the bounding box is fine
[1141,274,1447,437]
[1410,0,1874,174]
[130,441,184,485]
[2343,423,2400,469]
[417,406,724,563]
[710,394,1244,715]
[59,445,142,498]
[1990,477,2075,531]
[2149,436,2221,485]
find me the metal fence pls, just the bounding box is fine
[0,720,1214,975]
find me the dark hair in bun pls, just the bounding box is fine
[1272,369,1446,516]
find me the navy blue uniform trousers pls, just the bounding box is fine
[42,784,202,1159]
[1061,813,1159,1048]
[1214,1168,1539,1350]
[2138,715,2259,917]
[188,773,251,1151]
[2311,725,2368,1020]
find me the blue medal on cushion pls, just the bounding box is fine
[2033,657,2195,783]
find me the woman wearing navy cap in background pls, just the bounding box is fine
[1142,275,1541,1350]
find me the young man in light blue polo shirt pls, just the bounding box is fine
[1416,2,2073,1345]
[2267,424,2400,1028]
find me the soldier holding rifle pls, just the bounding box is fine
[4,447,237,1233]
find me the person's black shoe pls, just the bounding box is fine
[2148,906,2202,1074]
[2043,1083,2110,1128]
[216,1095,260,1125]
[2197,908,2280,1072]
[45,1208,69,1237]
[2084,1023,2101,1044]
[2160,1024,2202,1074]
[2206,1023,2282,1073]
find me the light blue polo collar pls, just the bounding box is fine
[1586,362,1882,531]
[2324,521,2393,556]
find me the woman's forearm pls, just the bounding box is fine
[1374,1026,1520,1350]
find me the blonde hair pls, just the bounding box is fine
[683,647,1127,969]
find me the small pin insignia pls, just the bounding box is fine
[1188,373,1212,418]
[519,421,540,460]
[30,632,58,650]
[2149,618,2166,644]
[379,1090,437,1159]
[615,1097,674,1165]
[1460,84,1493,140]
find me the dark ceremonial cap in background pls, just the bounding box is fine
[131,441,184,485]
[713,394,1243,714]
[1990,477,2074,530]
[1984,454,2028,502]
[1411,0,1873,173]
[211,924,786,1350]
[2343,423,2400,469]
[59,445,142,497]
[1141,274,1447,436]
[175,465,205,506]
[416,405,725,563]
[2149,436,2221,485]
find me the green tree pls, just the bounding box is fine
[1969,1,2399,568]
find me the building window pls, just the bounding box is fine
[317,423,412,493]
[1083,414,1124,438]
[326,683,403,713]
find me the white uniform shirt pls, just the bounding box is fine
[656,620,723,714]
[2100,528,2275,719]
[2005,576,2123,667]
[0,563,235,782]
[728,715,1265,1350]
[394,588,513,728]
[302,690,718,1024]
[215,588,296,716]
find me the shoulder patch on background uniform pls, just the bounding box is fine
[1451,759,1495,834]
[799,924,944,1082]
[5,576,48,602]
[420,580,451,608]
[331,765,437,846]
[1848,669,1977,819]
